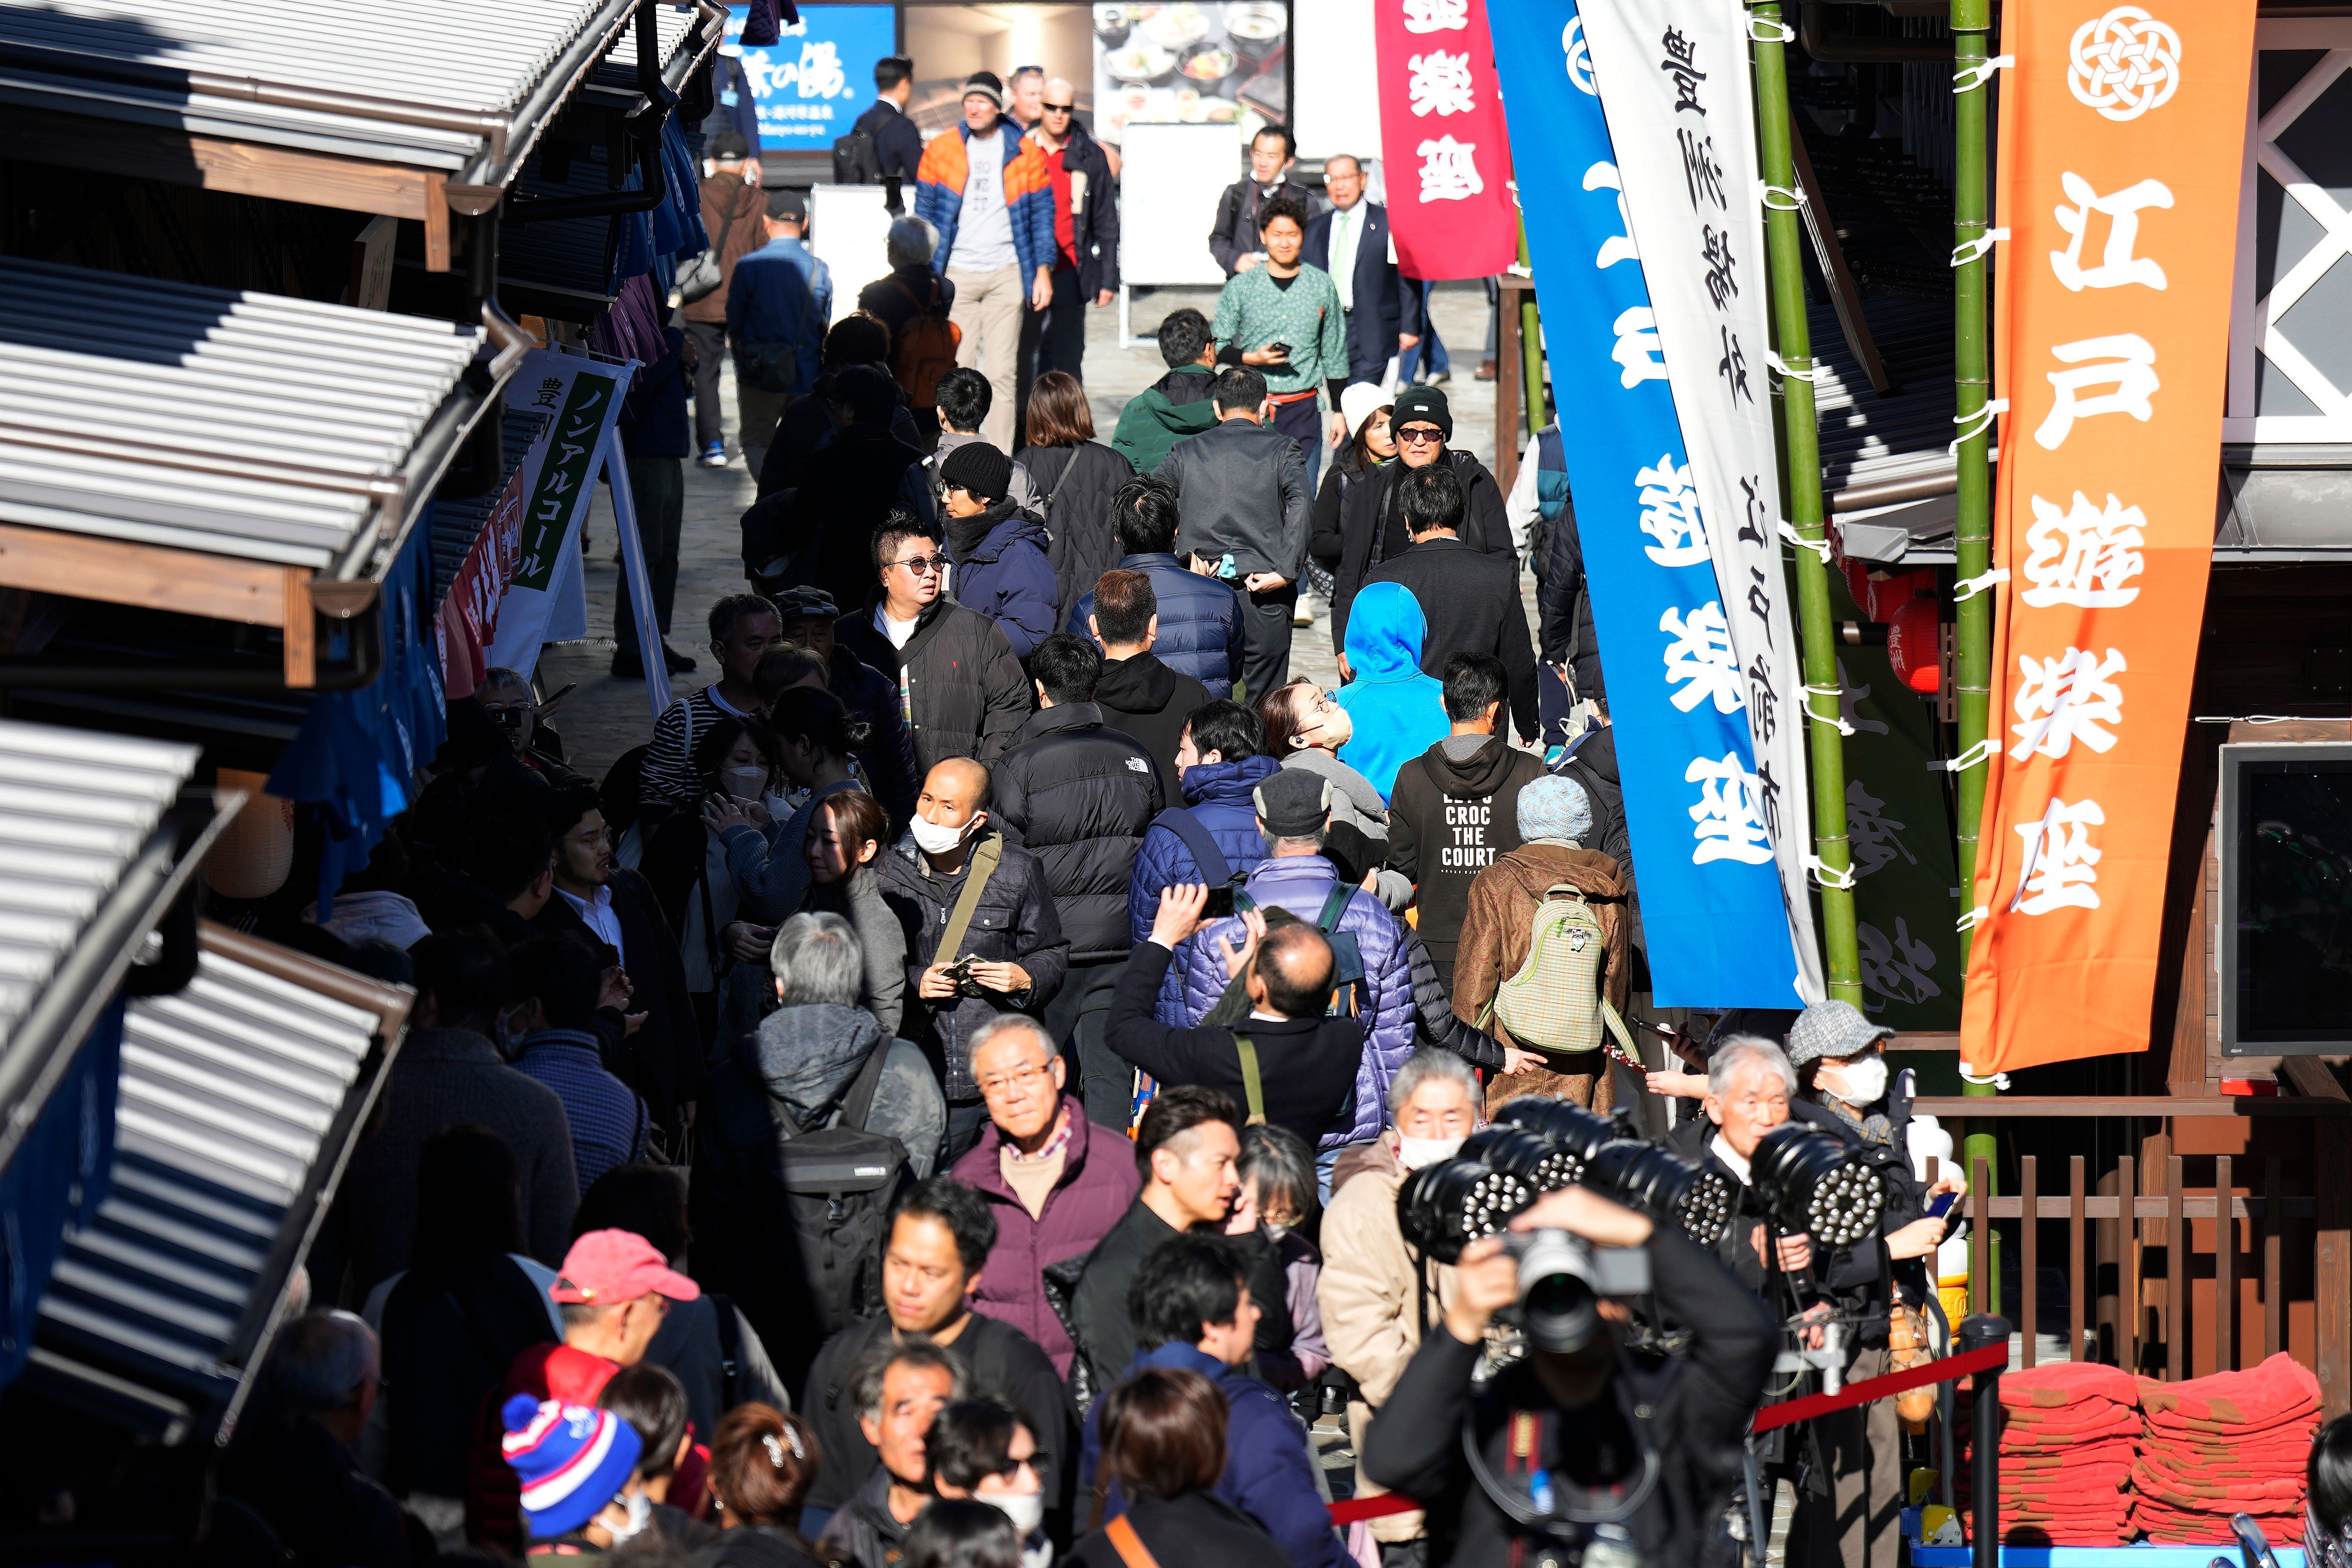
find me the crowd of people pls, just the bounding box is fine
[198,61,2028,1568]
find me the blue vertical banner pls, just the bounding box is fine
[1490,3,1802,1007]
[725,5,897,151]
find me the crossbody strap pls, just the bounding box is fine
[1149,808,1232,890]
[935,835,1003,965]
[1233,1034,1267,1126]
[1106,1514,1163,1568]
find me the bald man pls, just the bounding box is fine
[1108,887,1366,1153]
[879,758,1071,1163]
[1018,77,1121,405]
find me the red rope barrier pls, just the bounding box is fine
[1751,1341,2009,1433]
[1324,1339,2011,1522]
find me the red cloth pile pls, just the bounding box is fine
[2132,1354,2318,1545]
[1965,1361,2142,1544]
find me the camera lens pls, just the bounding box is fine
[1510,1229,1602,1355]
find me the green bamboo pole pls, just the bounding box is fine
[1951,0,2000,1311]
[1751,0,1861,1007]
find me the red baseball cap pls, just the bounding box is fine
[549,1229,702,1306]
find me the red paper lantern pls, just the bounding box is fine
[1885,596,1942,694]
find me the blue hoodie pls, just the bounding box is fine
[1334,582,1448,799]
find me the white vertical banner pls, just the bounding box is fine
[1579,0,1824,1001]
[604,428,673,720]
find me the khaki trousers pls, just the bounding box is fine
[947,262,1025,451]
[1787,1344,1904,1568]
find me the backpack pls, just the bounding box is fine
[1199,881,1364,1028]
[890,277,961,411]
[1487,882,1640,1066]
[832,127,881,185]
[767,1039,911,1334]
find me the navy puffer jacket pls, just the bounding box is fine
[949,503,1058,660]
[1067,552,1245,699]
[1169,852,1417,1147]
[1126,754,1282,945]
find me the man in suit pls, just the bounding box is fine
[1302,154,1421,390]
[848,55,925,193]
[1208,124,1321,278]
[534,782,700,1141]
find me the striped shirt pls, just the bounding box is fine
[512,1029,650,1193]
[641,685,755,806]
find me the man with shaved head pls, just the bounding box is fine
[1018,75,1119,396]
[878,757,1071,1163]
[1106,881,1365,1154]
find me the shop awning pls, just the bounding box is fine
[21,924,410,1446]
[0,0,723,269]
[0,719,219,1186]
[0,255,496,686]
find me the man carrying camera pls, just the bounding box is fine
[1361,1184,1777,1568]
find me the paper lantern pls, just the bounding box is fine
[204,769,295,899]
[1885,595,1942,694]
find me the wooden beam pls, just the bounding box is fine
[2321,1129,2352,1415]
[0,108,438,225]
[280,570,315,689]
[422,174,452,273]
[2279,1056,2349,1101]
[0,522,291,626]
[1787,129,1894,395]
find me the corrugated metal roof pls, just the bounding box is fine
[0,255,485,573]
[1811,293,1958,498]
[0,719,200,1060]
[30,931,407,1444]
[0,0,711,180]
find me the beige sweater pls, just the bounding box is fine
[1317,1140,1458,1541]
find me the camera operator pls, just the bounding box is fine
[1698,1019,1960,1568]
[1360,1184,1777,1568]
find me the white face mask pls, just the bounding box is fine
[1396,1135,1465,1170]
[910,812,977,855]
[605,1490,652,1543]
[984,1489,1045,1537]
[719,765,768,801]
[1828,1053,1889,1107]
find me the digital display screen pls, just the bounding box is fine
[2232,758,2352,1046]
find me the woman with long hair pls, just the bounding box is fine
[706,687,873,924]
[1016,369,1138,621]
[798,789,904,1037]
[1306,390,1394,617]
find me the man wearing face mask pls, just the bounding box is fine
[878,758,1070,1164]
[1318,1048,1480,1566]
[927,1397,1051,1568]
[1778,1001,1958,1568]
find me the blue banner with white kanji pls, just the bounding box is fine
[1491,1,1802,1007]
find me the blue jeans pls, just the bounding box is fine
[1397,280,1449,382]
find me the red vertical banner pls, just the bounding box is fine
[1372,0,1518,280]
[1962,0,2255,1074]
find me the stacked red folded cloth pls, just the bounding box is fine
[2132,1354,2318,1545]
[1965,1361,2142,1544]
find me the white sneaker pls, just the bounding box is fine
[1292,603,1313,628]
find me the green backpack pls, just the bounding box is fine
[1489,882,1639,1064]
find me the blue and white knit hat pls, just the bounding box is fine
[502,1395,643,1539]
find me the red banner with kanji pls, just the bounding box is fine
[1372,0,1518,280]
[1963,0,2255,1073]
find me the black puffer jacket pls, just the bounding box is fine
[1329,449,1514,649]
[1016,439,1136,620]
[1537,497,1607,705]
[875,827,1069,1099]
[837,596,1034,773]
[991,702,1165,959]
[1556,724,1633,882]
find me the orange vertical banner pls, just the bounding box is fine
[1962,0,2254,1075]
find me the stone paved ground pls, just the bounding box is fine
[540,281,1527,780]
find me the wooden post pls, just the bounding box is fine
[2070,1156,2087,1364]
[2216,1154,2235,1374]
[2119,1154,2138,1375]
[2020,1155,2038,1367]
[2168,1155,2186,1381]
[2319,1127,2352,1415]
[2266,1155,2284,1361]
[1496,280,1523,492]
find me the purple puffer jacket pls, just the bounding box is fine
[1127,754,1282,1025]
[1167,854,1414,1148]
[951,1099,1141,1376]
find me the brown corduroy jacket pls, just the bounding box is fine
[1450,841,1630,1113]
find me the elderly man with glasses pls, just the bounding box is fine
[949,1015,1142,1379]
[836,511,1032,773]
[1016,77,1120,402]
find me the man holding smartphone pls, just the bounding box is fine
[1209,193,1350,496]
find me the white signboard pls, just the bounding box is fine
[808,183,895,326]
